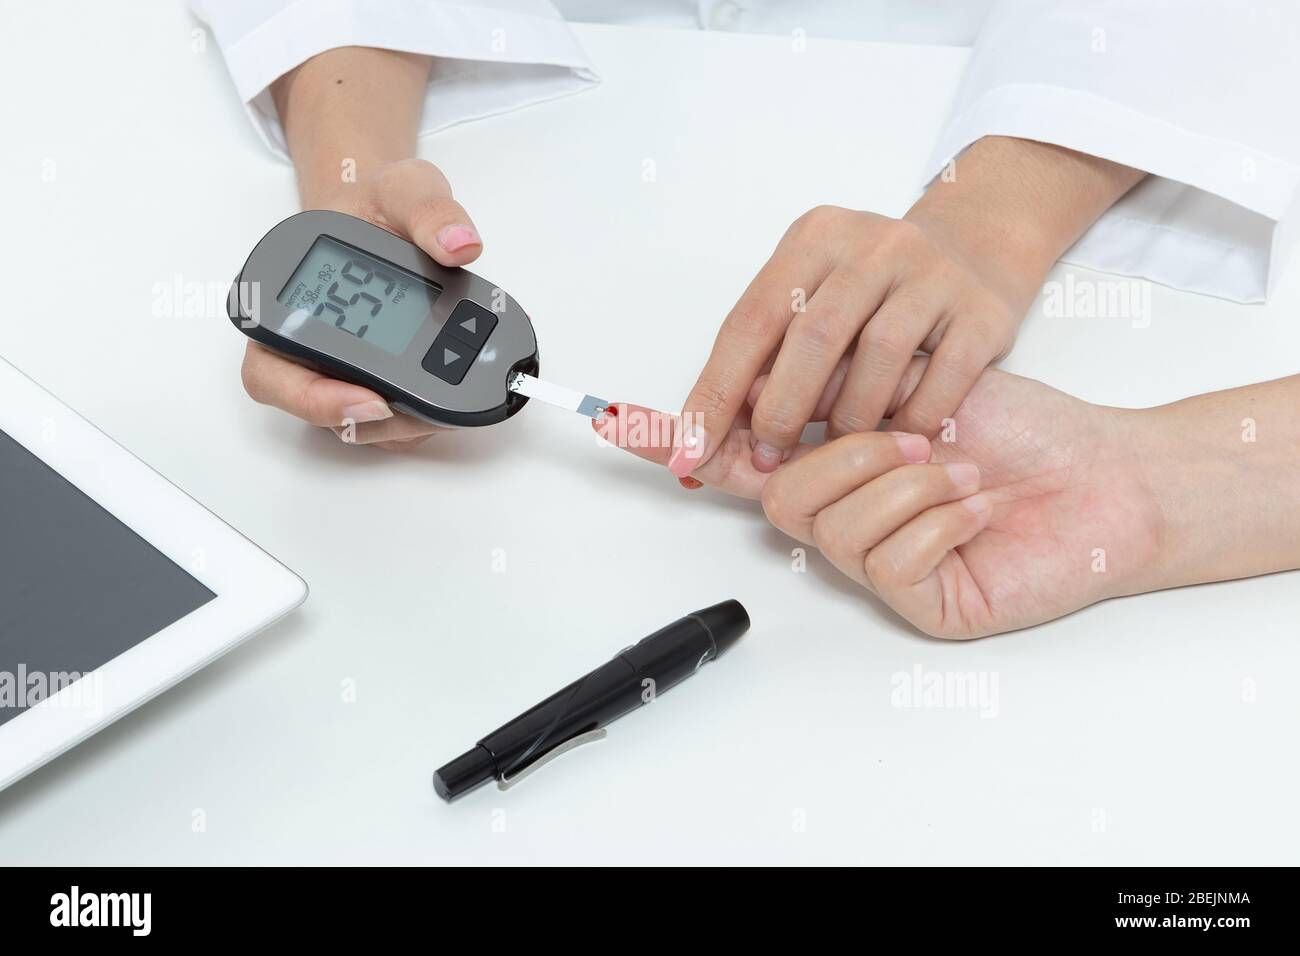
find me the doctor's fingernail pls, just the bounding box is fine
[961,492,991,516]
[436,224,481,253]
[750,441,783,473]
[667,422,707,478]
[893,432,931,463]
[341,401,393,425]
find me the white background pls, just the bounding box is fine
[0,2,1297,864]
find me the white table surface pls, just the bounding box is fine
[1,2,1298,866]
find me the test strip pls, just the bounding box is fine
[507,371,608,419]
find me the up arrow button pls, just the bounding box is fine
[443,299,498,351]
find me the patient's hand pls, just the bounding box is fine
[596,362,1300,639]
[598,363,1161,637]
[757,365,1168,638]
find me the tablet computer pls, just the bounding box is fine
[0,357,307,791]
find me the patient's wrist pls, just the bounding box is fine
[1124,377,1300,593]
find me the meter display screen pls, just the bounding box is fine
[277,235,442,355]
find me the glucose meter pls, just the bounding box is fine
[228,211,604,427]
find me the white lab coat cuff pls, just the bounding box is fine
[927,83,1300,303]
[220,0,599,160]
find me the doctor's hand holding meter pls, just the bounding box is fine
[237,47,484,450]
[194,0,597,449]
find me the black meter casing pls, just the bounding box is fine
[227,211,539,428]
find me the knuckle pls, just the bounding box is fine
[408,194,457,234]
[790,312,841,351]
[859,318,914,362]
[879,286,934,321]
[811,510,847,557]
[754,404,802,444]
[862,547,900,590]
[760,478,793,529]
[295,378,325,423]
[889,401,930,435]
[953,305,991,338]
[873,217,925,256]
[971,313,1013,359]
[934,344,977,380]
[827,407,868,436]
[688,375,732,416]
[723,302,777,340]
[952,310,996,348]
[892,408,933,438]
[791,204,849,236]
[836,251,890,288]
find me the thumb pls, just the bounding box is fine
[371,159,482,267]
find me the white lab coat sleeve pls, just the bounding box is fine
[189,0,598,162]
[927,0,1300,303]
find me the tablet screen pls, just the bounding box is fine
[0,428,215,726]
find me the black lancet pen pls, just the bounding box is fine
[433,600,750,800]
